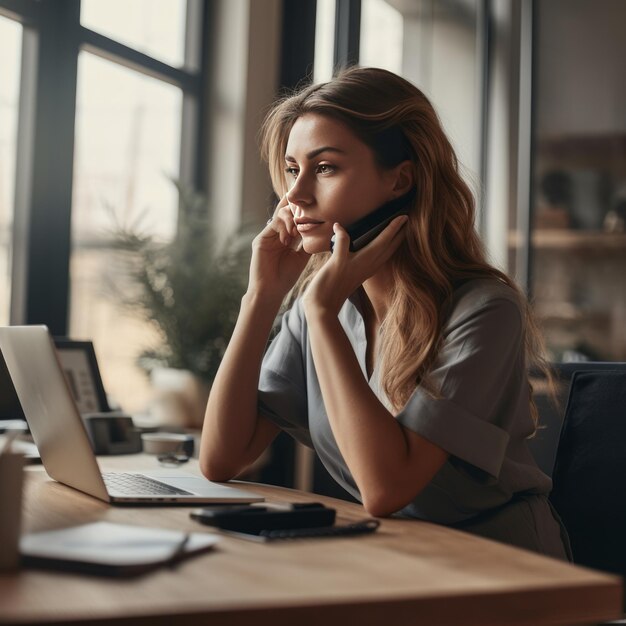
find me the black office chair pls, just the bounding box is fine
[549,370,626,581]
[528,362,626,477]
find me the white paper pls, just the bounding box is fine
[20,521,219,566]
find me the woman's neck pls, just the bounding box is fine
[361,264,395,326]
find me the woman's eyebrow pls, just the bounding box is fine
[284,146,346,162]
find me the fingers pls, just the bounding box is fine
[330,223,350,259]
[331,215,408,265]
[290,238,305,253]
[384,214,410,239]
[266,195,300,247]
[361,215,409,256]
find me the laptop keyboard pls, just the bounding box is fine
[102,473,193,496]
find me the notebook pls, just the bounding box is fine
[0,325,264,504]
[21,521,219,576]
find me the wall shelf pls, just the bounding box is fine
[508,229,626,251]
[536,134,626,175]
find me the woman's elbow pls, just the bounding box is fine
[363,502,390,518]
[361,483,422,518]
[362,492,402,518]
[199,456,236,483]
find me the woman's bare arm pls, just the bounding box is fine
[200,197,309,482]
[304,309,448,516]
[200,292,285,481]
[301,219,448,516]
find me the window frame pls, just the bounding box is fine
[0,0,209,335]
[334,0,361,70]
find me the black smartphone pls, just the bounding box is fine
[190,503,336,534]
[330,187,416,252]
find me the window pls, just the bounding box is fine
[0,16,22,325]
[358,0,482,202]
[359,0,403,74]
[80,0,187,68]
[314,0,336,83]
[70,52,183,412]
[0,0,205,413]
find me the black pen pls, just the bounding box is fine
[168,533,190,568]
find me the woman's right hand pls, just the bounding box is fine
[247,195,310,303]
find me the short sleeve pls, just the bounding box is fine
[396,294,526,478]
[258,300,312,448]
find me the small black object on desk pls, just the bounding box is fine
[83,413,142,455]
[190,502,335,534]
[190,502,380,541]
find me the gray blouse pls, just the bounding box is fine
[257,278,553,525]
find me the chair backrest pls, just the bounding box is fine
[549,370,626,576]
[528,362,626,477]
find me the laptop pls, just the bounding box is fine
[0,325,264,505]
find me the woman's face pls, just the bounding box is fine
[284,113,399,254]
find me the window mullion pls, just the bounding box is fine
[11,0,80,334]
[0,0,40,25]
[179,0,208,193]
[334,0,361,71]
[80,27,200,92]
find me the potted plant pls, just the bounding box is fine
[109,179,252,427]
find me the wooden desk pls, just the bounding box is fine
[0,456,622,626]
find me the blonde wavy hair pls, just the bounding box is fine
[260,66,551,428]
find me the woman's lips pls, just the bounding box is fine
[296,222,325,233]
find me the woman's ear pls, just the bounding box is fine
[391,160,415,197]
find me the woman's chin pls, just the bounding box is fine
[300,230,332,255]
[301,239,330,255]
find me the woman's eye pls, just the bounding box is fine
[284,166,299,179]
[316,164,335,174]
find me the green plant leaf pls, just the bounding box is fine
[106,178,253,383]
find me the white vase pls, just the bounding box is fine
[149,367,210,429]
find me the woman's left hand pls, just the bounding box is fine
[303,215,409,317]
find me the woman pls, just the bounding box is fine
[200,67,571,560]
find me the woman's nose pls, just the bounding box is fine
[286,176,313,208]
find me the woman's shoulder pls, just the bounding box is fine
[452,277,522,306]
[444,278,524,329]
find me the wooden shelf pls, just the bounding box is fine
[536,133,626,174]
[508,229,626,250]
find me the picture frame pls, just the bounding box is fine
[53,339,111,415]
